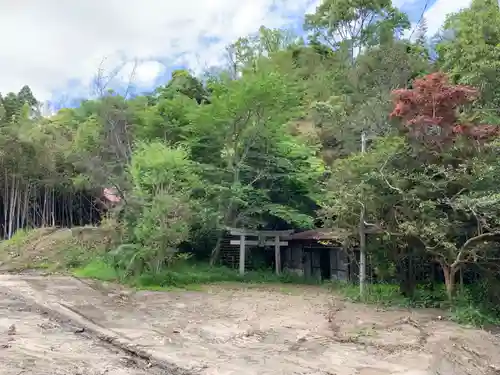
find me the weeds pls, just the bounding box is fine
[5,231,494,330]
[327,280,500,328]
[0,227,111,271]
[74,259,320,289]
[73,257,500,328]
[450,282,500,328]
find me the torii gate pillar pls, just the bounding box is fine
[228,228,293,275]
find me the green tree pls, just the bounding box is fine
[110,141,200,274]
[18,85,39,117]
[308,40,430,160]
[65,94,135,200]
[153,69,208,104]
[304,0,409,62]
[189,69,324,263]
[437,0,500,119]
[323,73,500,300]
[226,26,301,76]
[0,86,39,122]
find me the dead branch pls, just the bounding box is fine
[379,156,404,194]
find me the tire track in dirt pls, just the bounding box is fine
[0,285,170,375]
[2,275,500,375]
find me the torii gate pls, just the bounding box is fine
[227,227,294,275]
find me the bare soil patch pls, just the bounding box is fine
[2,275,499,375]
[0,286,165,375]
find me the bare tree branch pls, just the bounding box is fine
[379,155,404,194]
[451,232,500,268]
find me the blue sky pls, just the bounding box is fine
[0,0,472,113]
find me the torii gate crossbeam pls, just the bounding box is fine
[227,227,293,275]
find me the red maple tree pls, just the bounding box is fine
[390,72,498,145]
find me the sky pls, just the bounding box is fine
[0,0,473,111]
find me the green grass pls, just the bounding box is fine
[73,259,500,329]
[328,281,450,308]
[0,227,110,272]
[1,228,32,247]
[0,228,43,259]
[73,258,118,281]
[326,280,500,328]
[449,283,500,328]
[329,282,408,306]
[73,259,320,289]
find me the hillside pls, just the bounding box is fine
[0,0,499,326]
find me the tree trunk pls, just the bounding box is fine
[359,209,367,297]
[397,257,415,298]
[209,202,235,265]
[408,252,416,298]
[209,233,223,266]
[440,262,458,300]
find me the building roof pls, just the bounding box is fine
[283,228,351,241]
[284,224,384,241]
[103,187,121,203]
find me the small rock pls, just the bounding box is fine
[120,357,137,367]
[7,324,16,336]
[173,329,180,333]
[74,327,85,334]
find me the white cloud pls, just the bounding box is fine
[305,0,321,15]
[393,0,419,6]
[0,0,474,103]
[0,0,320,100]
[424,0,472,36]
[400,0,472,42]
[117,61,166,87]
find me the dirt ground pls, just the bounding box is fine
[0,285,164,374]
[1,275,500,375]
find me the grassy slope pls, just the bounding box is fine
[0,226,111,272]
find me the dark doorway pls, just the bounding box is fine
[306,247,332,281]
[319,250,331,280]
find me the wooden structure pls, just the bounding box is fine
[223,227,360,281]
[227,227,293,275]
[282,229,351,281]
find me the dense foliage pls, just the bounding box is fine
[1,0,500,320]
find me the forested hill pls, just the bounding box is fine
[0,0,500,300]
